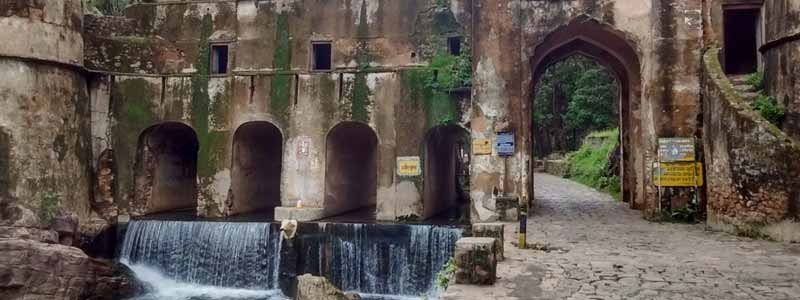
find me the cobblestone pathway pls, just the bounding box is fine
[444,173,800,300]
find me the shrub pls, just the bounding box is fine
[745,72,764,90]
[751,93,784,126]
[435,257,457,289]
[39,192,62,225]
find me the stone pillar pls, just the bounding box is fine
[454,237,497,285]
[472,223,505,261]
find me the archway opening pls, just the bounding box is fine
[529,17,642,209]
[136,122,199,214]
[230,121,283,216]
[533,55,621,198]
[423,124,470,220]
[324,122,378,218]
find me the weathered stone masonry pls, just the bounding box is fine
[1,0,798,240]
[0,0,94,227]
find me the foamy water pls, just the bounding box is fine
[123,261,288,300]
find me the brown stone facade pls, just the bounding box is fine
[0,0,797,236]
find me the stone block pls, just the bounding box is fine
[274,207,325,222]
[472,223,505,261]
[296,274,356,300]
[454,237,497,285]
[495,196,519,221]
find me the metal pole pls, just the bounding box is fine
[519,196,527,249]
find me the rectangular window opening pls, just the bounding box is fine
[448,36,462,56]
[312,42,333,71]
[210,44,229,74]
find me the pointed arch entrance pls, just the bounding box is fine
[529,17,643,207]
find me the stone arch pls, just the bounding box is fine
[529,16,643,207]
[229,121,283,216]
[423,124,470,220]
[134,122,199,215]
[324,121,378,218]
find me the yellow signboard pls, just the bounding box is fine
[472,138,492,155]
[397,156,421,176]
[653,162,704,187]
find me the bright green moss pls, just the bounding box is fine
[270,12,292,127]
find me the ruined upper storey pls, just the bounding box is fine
[84,0,471,75]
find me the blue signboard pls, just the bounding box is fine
[496,132,515,156]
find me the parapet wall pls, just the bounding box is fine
[702,47,800,241]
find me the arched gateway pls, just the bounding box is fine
[529,17,643,208]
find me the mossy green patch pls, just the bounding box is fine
[270,12,292,127]
[111,77,159,201]
[346,0,373,123]
[401,50,471,129]
[190,14,229,178]
[318,75,338,131]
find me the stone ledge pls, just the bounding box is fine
[274,207,325,222]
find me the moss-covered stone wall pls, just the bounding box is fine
[88,0,474,220]
[702,48,800,241]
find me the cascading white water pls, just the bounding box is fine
[308,224,463,298]
[119,220,462,300]
[120,220,286,300]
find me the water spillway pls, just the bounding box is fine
[119,220,462,300]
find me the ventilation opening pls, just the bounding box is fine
[423,125,470,220]
[723,8,760,75]
[211,44,229,74]
[324,122,378,218]
[230,122,283,216]
[312,42,332,71]
[136,123,199,215]
[448,36,462,56]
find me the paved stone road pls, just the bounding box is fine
[444,173,800,300]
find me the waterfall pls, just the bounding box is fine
[120,220,282,290]
[119,220,462,300]
[298,223,463,297]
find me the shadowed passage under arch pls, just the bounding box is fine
[229,121,283,216]
[423,124,470,220]
[324,122,378,218]
[135,122,199,215]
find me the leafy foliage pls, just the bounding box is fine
[745,72,765,90]
[565,128,621,200]
[533,55,618,156]
[744,72,784,126]
[435,257,457,289]
[39,192,62,225]
[404,45,472,128]
[752,94,785,126]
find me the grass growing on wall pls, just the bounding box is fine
[565,128,621,199]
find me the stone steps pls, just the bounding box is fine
[727,74,759,101]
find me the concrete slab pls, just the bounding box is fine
[274,207,325,221]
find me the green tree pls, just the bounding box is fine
[533,55,618,156]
